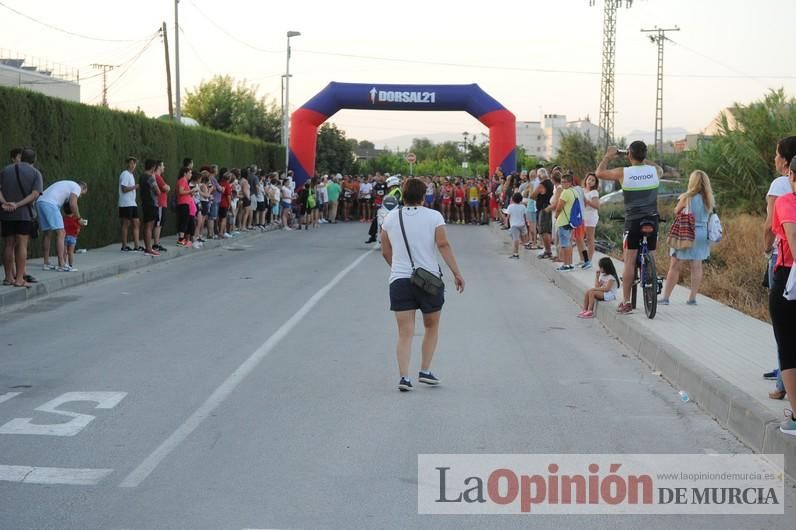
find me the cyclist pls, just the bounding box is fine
[596,141,663,314]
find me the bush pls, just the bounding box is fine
[0,86,282,252]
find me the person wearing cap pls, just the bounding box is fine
[118,156,142,252]
[366,176,402,244]
[326,176,341,223]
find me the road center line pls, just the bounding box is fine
[119,249,374,488]
[0,464,112,485]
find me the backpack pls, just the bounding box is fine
[708,209,723,243]
[567,190,584,228]
[306,188,316,209]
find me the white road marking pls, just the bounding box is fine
[0,392,127,437]
[0,392,22,405]
[0,464,112,485]
[119,249,374,488]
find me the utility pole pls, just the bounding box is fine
[91,63,115,107]
[589,0,633,151]
[161,22,174,119]
[284,30,301,172]
[642,26,679,167]
[174,0,181,121]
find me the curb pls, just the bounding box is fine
[0,230,271,313]
[489,223,796,479]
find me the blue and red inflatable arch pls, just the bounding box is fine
[288,82,516,188]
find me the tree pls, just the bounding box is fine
[683,89,796,213]
[358,140,375,150]
[183,75,281,143]
[555,130,599,179]
[316,123,354,175]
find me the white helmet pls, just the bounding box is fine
[386,176,400,187]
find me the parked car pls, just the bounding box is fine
[598,179,685,206]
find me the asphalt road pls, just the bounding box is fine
[0,223,792,529]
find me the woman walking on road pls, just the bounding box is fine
[380,178,465,392]
[660,170,715,305]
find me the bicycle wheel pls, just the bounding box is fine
[642,252,657,319]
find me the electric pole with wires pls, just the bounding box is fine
[589,0,633,151]
[641,26,679,167]
[90,63,116,107]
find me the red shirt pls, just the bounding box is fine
[773,192,796,270]
[155,175,168,208]
[454,188,465,204]
[441,185,453,201]
[63,216,80,237]
[220,181,233,208]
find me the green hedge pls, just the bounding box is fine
[0,85,283,252]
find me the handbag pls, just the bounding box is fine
[398,207,445,297]
[14,164,39,239]
[667,198,695,250]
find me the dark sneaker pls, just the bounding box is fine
[154,244,168,252]
[418,371,441,385]
[121,245,133,252]
[764,369,780,380]
[365,237,376,244]
[135,246,146,252]
[509,254,519,259]
[398,377,413,392]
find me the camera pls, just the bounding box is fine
[617,149,628,156]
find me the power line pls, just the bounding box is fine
[0,1,155,43]
[295,48,796,81]
[88,34,159,104]
[187,0,281,54]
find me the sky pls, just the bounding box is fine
[2,0,794,146]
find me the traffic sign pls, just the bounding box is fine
[405,152,417,164]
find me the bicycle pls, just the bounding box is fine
[610,215,663,319]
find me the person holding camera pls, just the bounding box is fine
[596,141,663,314]
[380,178,465,392]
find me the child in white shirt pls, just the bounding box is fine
[578,257,620,318]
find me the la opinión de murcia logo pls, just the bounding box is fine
[369,87,437,104]
[433,464,780,513]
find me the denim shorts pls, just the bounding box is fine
[65,235,77,247]
[558,226,573,247]
[36,201,64,231]
[208,201,219,220]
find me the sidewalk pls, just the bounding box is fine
[490,223,796,478]
[0,229,274,312]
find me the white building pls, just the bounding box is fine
[516,114,603,161]
[0,53,80,103]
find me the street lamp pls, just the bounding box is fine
[462,131,470,175]
[280,74,292,147]
[284,30,301,174]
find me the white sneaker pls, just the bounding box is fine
[193,242,204,249]
[283,226,293,231]
[223,233,232,239]
[56,265,75,272]
[42,264,56,271]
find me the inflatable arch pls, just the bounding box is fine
[288,82,516,188]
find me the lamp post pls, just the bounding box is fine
[174,0,181,121]
[280,74,292,147]
[284,30,301,173]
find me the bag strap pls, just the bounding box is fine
[13,164,35,218]
[398,207,416,271]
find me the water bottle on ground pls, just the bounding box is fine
[679,390,689,402]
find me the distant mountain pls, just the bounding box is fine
[622,128,689,145]
[370,132,466,152]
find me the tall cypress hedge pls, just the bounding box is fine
[0,85,283,251]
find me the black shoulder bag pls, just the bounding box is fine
[398,207,444,296]
[14,164,39,239]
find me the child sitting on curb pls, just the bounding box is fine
[578,257,620,318]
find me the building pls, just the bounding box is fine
[516,114,604,161]
[703,107,739,136]
[353,147,388,162]
[0,51,80,102]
